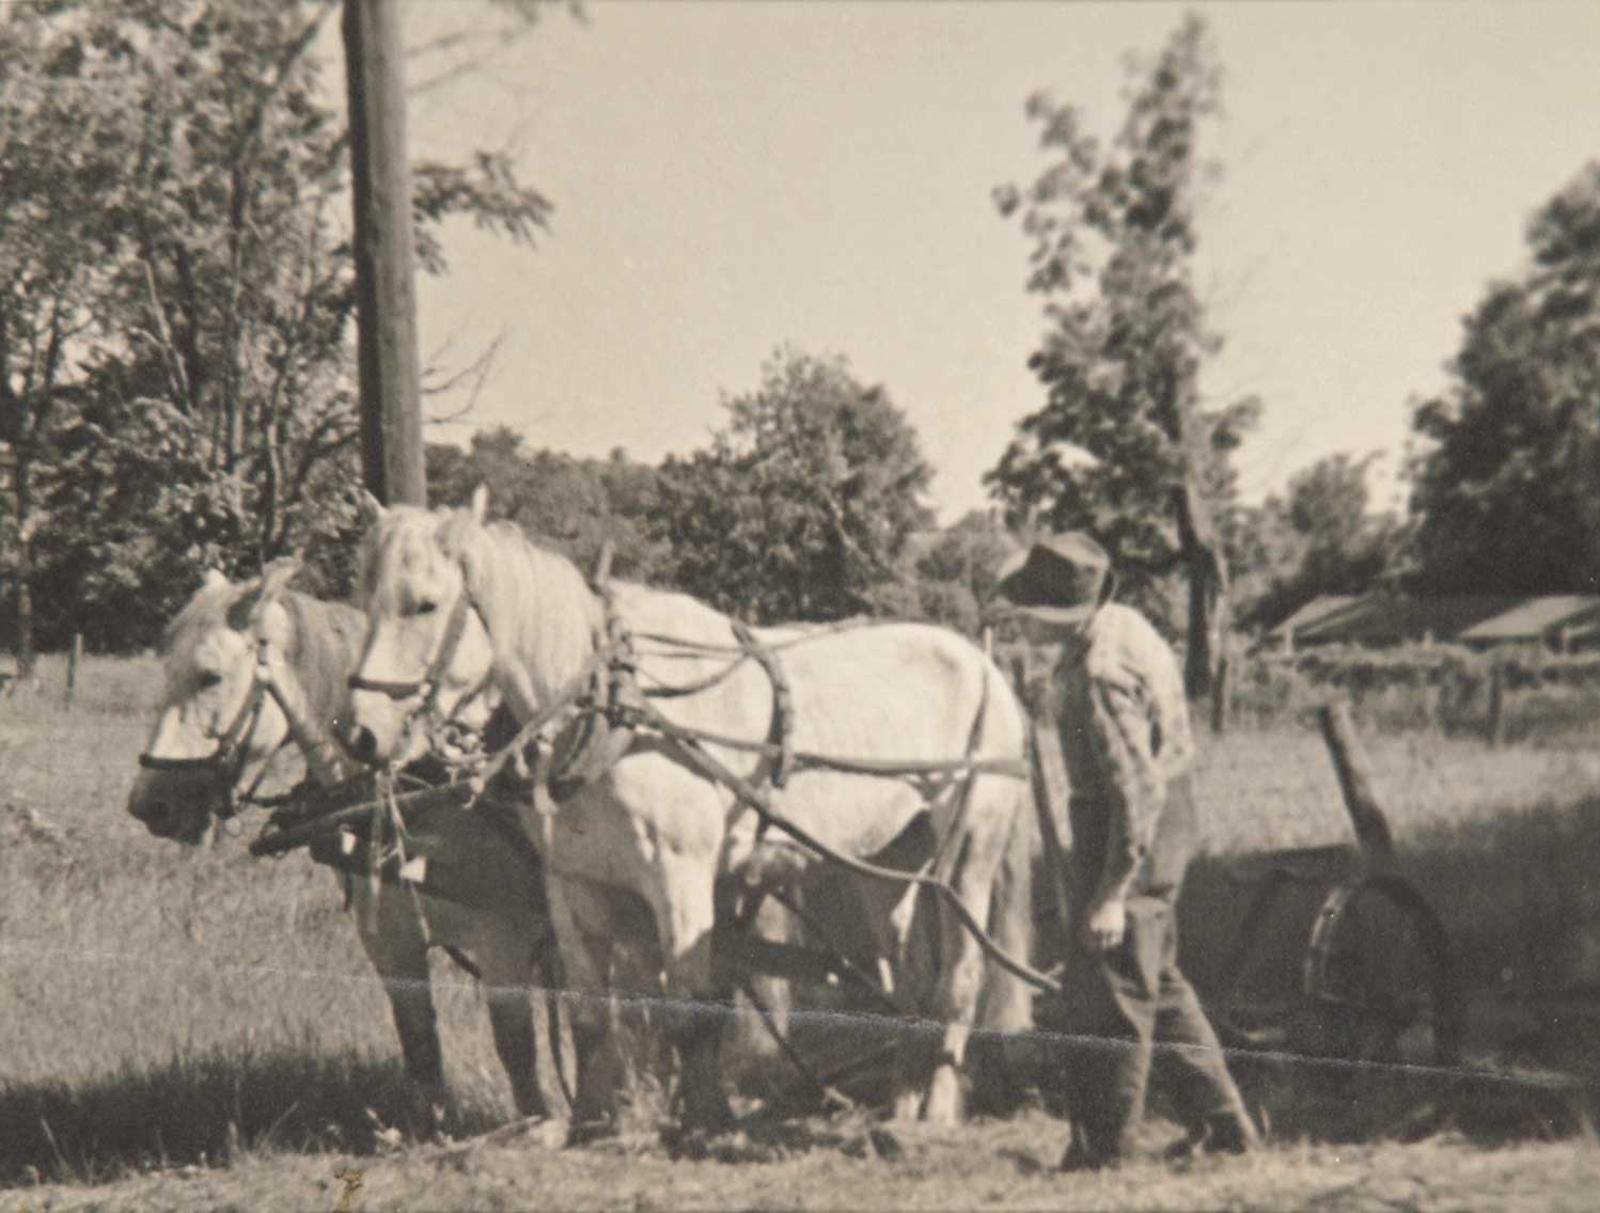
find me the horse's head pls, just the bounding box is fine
[127,560,303,844]
[345,487,497,767]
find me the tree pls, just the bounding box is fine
[1238,453,1400,629]
[427,429,671,581]
[0,5,145,674]
[655,349,934,623]
[1409,162,1600,594]
[0,1,551,652]
[988,14,1256,693]
[909,509,1016,635]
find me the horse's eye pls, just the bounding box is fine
[414,600,438,617]
[196,670,223,689]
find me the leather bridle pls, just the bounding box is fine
[136,656,293,817]
[346,583,495,753]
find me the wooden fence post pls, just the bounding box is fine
[64,632,82,706]
[1317,700,1397,870]
[1486,664,1506,747]
[1209,652,1231,736]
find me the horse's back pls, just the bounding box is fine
[758,618,1025,761]
[611,584,1025,768]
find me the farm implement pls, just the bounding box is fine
[1200,704,1465,1075]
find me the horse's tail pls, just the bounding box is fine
[967,664,1042,1114]
[978,770,1038,1038]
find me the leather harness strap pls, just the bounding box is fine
[730,619,794,788]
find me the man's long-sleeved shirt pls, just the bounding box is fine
[1054,603,1195,894]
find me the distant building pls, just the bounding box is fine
[1456,596,1600,653]
[1266,593,1600,654]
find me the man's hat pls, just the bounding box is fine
[993,531,1114,627]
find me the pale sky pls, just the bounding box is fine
[400,1,1600,524]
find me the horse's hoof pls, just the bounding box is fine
[921,1067,964,1126]
[565,1118,618,1148]
[661,1125,707,1159]
[888,1091,923,1125]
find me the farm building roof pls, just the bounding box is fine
[1267,593,1600,648]
[1278,594,1521,647]
[1266,595,1363,639]
[1456,596,1600,643]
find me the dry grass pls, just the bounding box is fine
[6,656,1600,1207]
[8,1116,1600,1212]
[1177,725,1600,1004]
[0,668,521,1187]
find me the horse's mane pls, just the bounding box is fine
[360,505,604,701]
[161,580,235,666]
[277,591,366,730]
[445,512,603,697]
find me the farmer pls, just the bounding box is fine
[993,531,1258,1171]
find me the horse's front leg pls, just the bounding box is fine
[648,844,734,1136]
[349,880,451,1139]
[546,874,622,1143]
[476,924,551,1121]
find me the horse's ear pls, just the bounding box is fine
[202,568,230,591]
[227,556,303,633]
[470,483,490,524]
[358,489,385,527]
[225,580,264,632]
[258,556,301,603]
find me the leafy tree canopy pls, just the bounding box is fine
[427,428,670,582]
[988,14,1256,675]
[1235,453,1401,629]
[0,0,551,651]
[654,349,934,623]
[1409,161,1600,595]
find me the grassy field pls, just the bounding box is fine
[4,652,1600,1209]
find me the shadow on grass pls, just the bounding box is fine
[0,1044,504,1188]
[1226,1040,1595,1148]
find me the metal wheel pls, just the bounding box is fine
[1302,874,1463,1071]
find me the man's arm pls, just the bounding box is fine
[1085,678,1165,907]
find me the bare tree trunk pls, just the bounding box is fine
[13,452,35,683]
[1174,479,1228,701]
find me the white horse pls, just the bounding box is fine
[126,561,564,1131]
[345,489,1036,1134]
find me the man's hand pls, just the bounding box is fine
[1081,893,1127,952]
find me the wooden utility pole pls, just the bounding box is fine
[343,0,426,506]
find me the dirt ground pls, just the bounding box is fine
[6,1113,1600,1213]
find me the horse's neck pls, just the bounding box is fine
[281,593,365,734]
[500,563,604,705]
